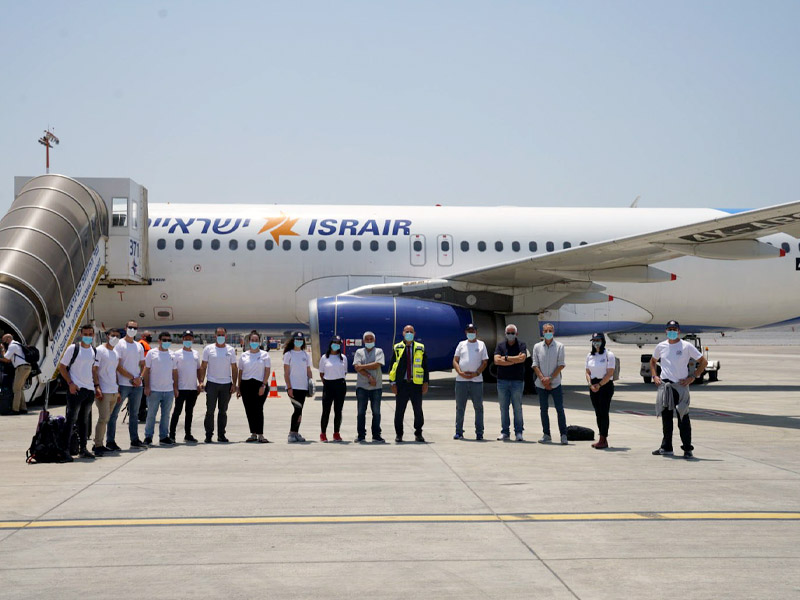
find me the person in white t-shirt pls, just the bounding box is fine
[142,332,178,446]
[584,333,616,450]
[91,328,121,456]
[452,323,489,440]
[199,327,238,443]
[0,333,31,413]
[236,330,272,443]
[283,332,313,443]
[110,320,147,449]
[650,320,708,459]
[170,330,202,443]
[57,324,99,461]
[318,336,348,442]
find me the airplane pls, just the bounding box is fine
[2,175,800,399]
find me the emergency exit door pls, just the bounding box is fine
[410,234,426,266]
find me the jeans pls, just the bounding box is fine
[455,381,484,436]
[660,387,693,451]
[356,387,382,439]
[394,381,424,437]
[170,389,199,438]
[290,389,308,432]
[145,391,174,440]
[204,381,232,438]
[497,379,524,436]
[63,387,94,450]
[240,379,267,434]
[113,385,144,443]
[538,384,567,436]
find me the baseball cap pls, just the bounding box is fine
[665,320,680,329]
[465,323,477,331]
[181,329,194,337]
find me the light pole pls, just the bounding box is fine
[38,129,60,173]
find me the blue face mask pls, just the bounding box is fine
[294,339,303,348]
[250,342,260,350]
[364,342,375,349]
[592,341,602,349]
[544,332,554,340]
[404,332,414,342]
[331,343,341,352]
[466,333,477,341]
[505,333,516,342]
[81,336,93,345]
[216,335,226,345]
[161,341,171,349]
[183,340,193,348]
[666,330,679,340]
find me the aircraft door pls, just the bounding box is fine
[437,234,453,267]
[410,234,426,266]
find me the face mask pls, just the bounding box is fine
[331,343,341,351]
[108,336,120,347]
[183,340,193,349]
[81,336,93,345]
[161,341,171,350]
[666,330,679,340]
[592,341,602,350]
[544,332,554,340]
[294,339,303,348]
[466,333,477,341]
[126,328,137,338]
[216,335,226,345]
[144,336,152,343]
[250,342,260,350]
[506,333,516,341]
[404,332,414,342]
[364,342,375,349]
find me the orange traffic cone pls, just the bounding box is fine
[268,372,279,398]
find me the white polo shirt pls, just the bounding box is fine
[453,339,489,382]
[284,350,310,390]
[60,344,96,391]
[238,350,271,382]
[5,341,28,368]
[145,347,175,393]
[586,350,616,379]
[202,344,237,384]
[653,339,703,381]
[319,354,348,380]
[174,348,201,390]
[94,345,120,394]
[115,338,144,386]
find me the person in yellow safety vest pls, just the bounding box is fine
[389,324,429,443]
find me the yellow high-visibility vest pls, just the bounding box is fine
[389,341,425,385]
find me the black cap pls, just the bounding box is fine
[182,330,194,337]
[665,320,680,329]
[590,332,605,340]
[293,331,305,339]
[330,335,343,344]
[465,323,477,331]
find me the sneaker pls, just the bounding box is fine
[476,434,483,440]
[684,451,694,459]
[288,433,298,443]
[560,434,568,445]
[130,439,147,448]
[294,433,306,442]
[143,437,153,446]
[333,432,342,442]
[79,448,95,459]
[355,436,366,443]
[204,436,214,444]
[372,436,386,443]
[258,436,270,443]
[497,434,510,441]
[159,437,174,445]
[246,435,258,443]
[415,434,426,443]
[184,435,198,443]
[539,434,552,444]
[395,436,403,443]
[515,433,524,442]
[320,432,328,442]
[453,433,464,440]
[218,436,230,443]
[652,448,673,456]
[92,445,108,456]
[106,441,122,452]
[61,450,74,463]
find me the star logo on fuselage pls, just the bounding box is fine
[258,213,300,242]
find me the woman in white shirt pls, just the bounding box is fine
[318,336,348,442]
[236,331,272,443]
[585,332,615,450]
[283,332,313,443]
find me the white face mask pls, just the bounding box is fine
[108,336,120,347]
[126,327,137,338]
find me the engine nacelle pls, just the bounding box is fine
[309,295,499,372]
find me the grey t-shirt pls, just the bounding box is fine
[353,347,385,390]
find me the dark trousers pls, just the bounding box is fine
[321,379,346,433]
[204,381,232,438]
[240,378,267,434]
[170,389,198,438]
[63,387,94,450]
[589,378,614,437]
[290,389,308,432]
[356,387,382,439]
[660,404,693,452]
[394,380,424,437]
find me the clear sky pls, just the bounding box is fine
[1,0,798,216]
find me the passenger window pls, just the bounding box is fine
[156,238,166,250]
[246,240,255,250]
[781,242,790,253]
[512,241,520,252]
[193,239,202,250]
[265,240,274,250]
[282,240,291,250]
[461,241,469,252]
[353,240,362,251]
[370,240,379,251]
[478,241,486,252]
[546,241,554,252]
[175,239,184,250]
[335,240,344,251]
[441,240,450,252]
[300,240,309,251]
[211,239,220,250]
[579,241,587,246]
[387,240,396,252]
[495,241,503,252]
[318,240,327,251]
[529,241,537,252]
[413,240,422,252]
[563,241,571,249]
[229,240,238,250]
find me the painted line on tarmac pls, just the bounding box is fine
[1,511,800,530]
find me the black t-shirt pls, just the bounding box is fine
[493,340,527,380]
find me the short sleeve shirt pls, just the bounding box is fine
[319,354,348,380]
[284,350,310,390]
[202,344,237,384]
[586,350,615,379]
[5,341,28,368]
[115,338,144,385]
[353,347,385,390]
[145,348,175,393]
[454,340,489,382]
[174,348,201,390]
[237,350,271,382]
[532,340,566,389]
[60,344,95,391]
[94,345,120,394]
[653,340,702,381]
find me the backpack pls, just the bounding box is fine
[566,425,595,441]
[26,410,69,464]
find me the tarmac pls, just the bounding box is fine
[1,340,799,599]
